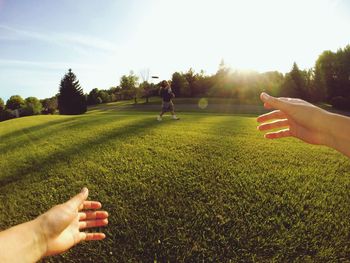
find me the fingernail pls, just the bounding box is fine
[261,92,270,100]
[81,187,88,194]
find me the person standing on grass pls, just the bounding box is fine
[257,92,350,159]
[157,80,179,121]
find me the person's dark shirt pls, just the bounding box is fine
[160,88,173,102]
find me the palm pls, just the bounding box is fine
[46,213,80,255]
[39,189,109,257]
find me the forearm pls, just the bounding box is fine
[0,219,46,263]
[325,112,350,158]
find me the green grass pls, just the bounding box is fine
[88,97,268,116]
[0,103,350,262]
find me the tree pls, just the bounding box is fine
[120,72,139,90]
[0,97,6,121]
[334,45,350,98]
[98,90,110,103]
[290,62,309,99]
[87,88,100,105]
[41,96,58,114]
[209,62,232,98]
[280,63,309,100]
[22,97,43,116]
[6,95,24,110]
[313,47,350,103]
[139,68,151,103]
[120,72,139,103]
[261,71,284,97]
[171,72,189,97]
[0,98,4,112]
[58,69,87,115]
[280,75,299,98]
[139,81,152,103]
[314,50,337,101]
[184,68,199,97]
[0,109,15,122]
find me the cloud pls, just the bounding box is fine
[0,24,118,54]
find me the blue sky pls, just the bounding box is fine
[0,0,349,101]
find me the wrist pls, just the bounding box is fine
[318,111,335,148]
[31,217,48,259]
[322,112,350,157]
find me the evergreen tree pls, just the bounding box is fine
[58,69,87,115]
[290,62,307,99]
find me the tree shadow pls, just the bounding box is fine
[0,114,134,157]
[0,116,177,187]
[0,116,78,142]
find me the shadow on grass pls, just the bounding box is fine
[0,116,78,142]
[85,96,267,116]
[0,116,178,187]
[0,113,136,157]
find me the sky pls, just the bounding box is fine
[0,0,349,101]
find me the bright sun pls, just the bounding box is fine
[113,0,349,78]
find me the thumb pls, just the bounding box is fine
[260,92,290,112]
[66,187,89,210]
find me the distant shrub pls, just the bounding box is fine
[21,97,43,116]
[0,109,15,122]
[331,96,350,111]
[87,88,100,105]
[6,95,24,110]
[41,96,58,115]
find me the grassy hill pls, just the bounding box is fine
[0,101,350,262]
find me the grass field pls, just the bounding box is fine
[1,101,350,262]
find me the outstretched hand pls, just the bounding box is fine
[38,187,109,257]
[257,92,332,145]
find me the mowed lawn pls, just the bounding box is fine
[1,104,350,262]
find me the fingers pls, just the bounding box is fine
[260,92,292,112]
[257,119,289,131]
[257,112,291,139]
[264,129,291,139]
[79,211,109,221]
[79,218,108,230]
[257,110,287,123]
[263,102,273,110]
[79,201,102,211]
[79,232,106,241]
[66,187,89,210]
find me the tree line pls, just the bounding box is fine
[85,45,350,109]
[1,45,349,122]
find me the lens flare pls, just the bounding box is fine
[198,98,208,109]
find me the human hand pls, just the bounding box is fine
[37,187,108,257]
[257,92,332,145]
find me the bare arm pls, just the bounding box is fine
[0,220,45,263]
[0,188,108,263]
[326,112,350,157]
